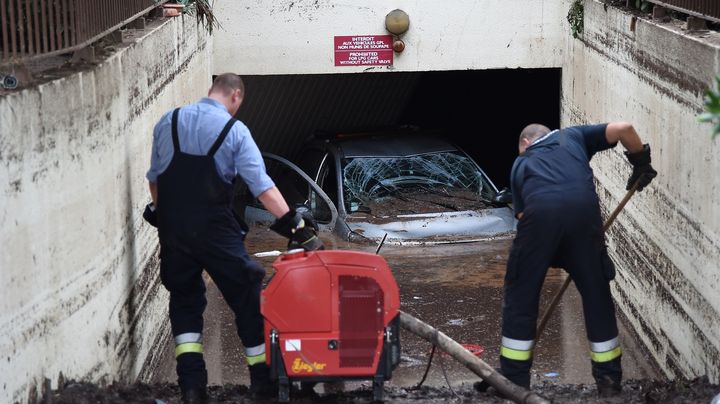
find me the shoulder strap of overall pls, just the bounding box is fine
[171,108,181,152]
[207,118,237,157]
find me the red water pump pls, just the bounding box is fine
[261,250,402,402]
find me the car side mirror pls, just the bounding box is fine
[493,187,512,205]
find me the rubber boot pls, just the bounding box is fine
[177,353,209,404]
[474,367,524,399]
[596,375,622,398]
[248,363,277,399]
[500,356,532,389]
[181,387,209,404]
[474,368,501,393]
[592,357,622,398]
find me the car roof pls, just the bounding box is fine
[335,135,459,158]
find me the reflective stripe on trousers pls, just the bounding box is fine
[175,332,203,357]
[245,343,266,365]
[590,337,621,362]
[500,336,534,361]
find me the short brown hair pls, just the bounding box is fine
[210,73,245,96]
[519,124,551,144]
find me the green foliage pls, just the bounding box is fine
[567,0,584,39]
[174,0,220,34]
[635,0,653,13]
[700,74,720,139]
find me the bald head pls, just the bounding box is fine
[518,124,551,154]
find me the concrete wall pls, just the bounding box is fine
[213,0,565,75]
[216,0,720,383]
[0,16,212,402]
[2,0,719,400]
[561,0,720,382]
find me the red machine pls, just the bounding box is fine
[262,250,402,402]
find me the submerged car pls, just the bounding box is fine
[242,132,516,245]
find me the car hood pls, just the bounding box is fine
[345,207,517,245]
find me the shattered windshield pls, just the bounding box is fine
[343,152,496,216]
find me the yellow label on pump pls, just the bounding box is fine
[291,358,327,373]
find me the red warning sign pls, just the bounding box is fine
[334,35,394,67]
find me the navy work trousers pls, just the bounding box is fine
[159,238,266,391]
[501,193,621,386]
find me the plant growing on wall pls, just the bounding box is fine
[567,0,584,38]
[699,74,720,139]
[634,0,653,13]
[174,0,220,34]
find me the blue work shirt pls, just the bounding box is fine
[510,124,615,217]
[146,97,275,197]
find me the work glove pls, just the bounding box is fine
[269,208,325,251]
[143,203,158,228]
[624,144,657,192]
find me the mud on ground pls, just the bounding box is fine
[46,230,720,403]
[49,376,719,403]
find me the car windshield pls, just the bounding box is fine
[342,151,496,216]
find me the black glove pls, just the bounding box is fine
[143,203,158,228]
[270,209,325,251]
[624,144,657,191]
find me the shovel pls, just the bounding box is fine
[535,178,643,341]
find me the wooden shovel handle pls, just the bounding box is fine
[535,179,641,340]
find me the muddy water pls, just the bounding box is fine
[149,225,661,392]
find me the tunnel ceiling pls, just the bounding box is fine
[236,69,561,188]
[238,72,422,158]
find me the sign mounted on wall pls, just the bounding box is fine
[334,35,393,67]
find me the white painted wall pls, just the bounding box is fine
[561,0,720,382]
[0,16,212,402]
[213,0,565,74]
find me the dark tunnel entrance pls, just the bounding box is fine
[236,69,560,189]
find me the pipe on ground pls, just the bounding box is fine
[399,311,550,404]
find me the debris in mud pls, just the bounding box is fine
[343,153,496,217]
[361,188,492,219]
[47,377,720,403]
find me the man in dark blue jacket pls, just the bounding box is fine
[498,122,656,397]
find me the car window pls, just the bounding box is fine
[342,151,497,216]
[268,159,310,206]
[292,151,335,223]
[297,146,327,182]
[316,153,339,207]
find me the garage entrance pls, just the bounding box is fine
[237,69,560,188]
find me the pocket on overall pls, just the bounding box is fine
[600,247,616,281]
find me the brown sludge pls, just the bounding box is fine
[49,226,720,403]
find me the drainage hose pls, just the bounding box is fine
[399,311,550,404]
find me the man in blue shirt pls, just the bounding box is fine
[144,73,323,404]
[489,122,656,397]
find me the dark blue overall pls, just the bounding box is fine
[501,125,622,388]
[156,108,267,393]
